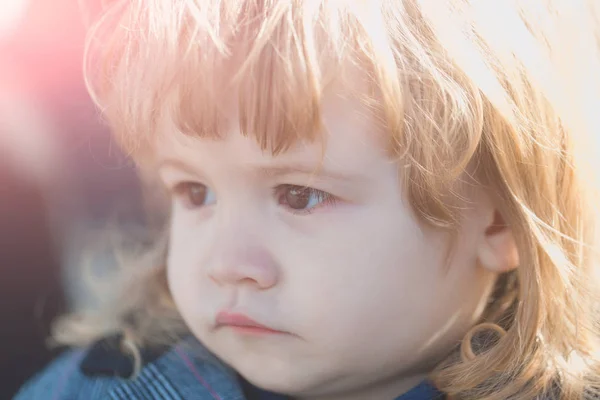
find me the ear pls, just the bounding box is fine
[478,210,520,273]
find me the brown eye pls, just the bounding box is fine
[284,186,311,209]
[278,185,334,213]
[173,182,215,208]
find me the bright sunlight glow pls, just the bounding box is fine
[0,0,29,39]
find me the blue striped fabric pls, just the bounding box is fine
[14,338,246,400]
[14,337,445,400]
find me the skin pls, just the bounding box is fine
[154,90,518,400]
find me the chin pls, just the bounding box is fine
[236,361,321,396]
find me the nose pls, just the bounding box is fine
[207,242,279,289]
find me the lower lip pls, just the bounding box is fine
[223,325,287,335]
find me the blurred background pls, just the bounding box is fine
[0,1,145,397]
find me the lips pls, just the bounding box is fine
[215,311,286,334]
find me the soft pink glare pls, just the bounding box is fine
[0,0,30,39]
[0,0,89,182]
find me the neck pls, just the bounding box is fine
[296,373,429,400]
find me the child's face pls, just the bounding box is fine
[156,92,500,399]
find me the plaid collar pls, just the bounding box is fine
[80,335,445,400]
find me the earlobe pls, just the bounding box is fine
[478,211,520,273]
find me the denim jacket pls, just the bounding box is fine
[14,335,445,400]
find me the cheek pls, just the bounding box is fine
[168,213,214,274]
[166,241,194,316]
[166,220,213,319]
[279,207,449,342]
[277,213,487,373]
[167,223,197,280]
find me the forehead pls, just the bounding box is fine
[151,87,390,175]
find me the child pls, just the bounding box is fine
[15,0,600,399]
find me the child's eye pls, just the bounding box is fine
[172,182,216,209]
[276,185,337,214]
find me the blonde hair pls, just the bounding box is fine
[55,0,600,398]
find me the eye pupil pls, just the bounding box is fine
[285,187,311,210]
[187,183,207,206]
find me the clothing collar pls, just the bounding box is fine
[244,379,445,400]
[81,334,445,400]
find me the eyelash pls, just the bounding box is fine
[273,184,337,215]
[169,182,337,214]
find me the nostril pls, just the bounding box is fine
[207,261,278,289]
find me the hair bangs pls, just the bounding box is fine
[86,0,380,157]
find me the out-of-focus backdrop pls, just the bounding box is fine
[0,1,144,397]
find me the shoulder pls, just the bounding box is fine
[13,335,247,400]
[13,347,110,400]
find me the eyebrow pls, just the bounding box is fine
[253,163,368,183]
[157,158,368,183]
[157,159,201,177]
